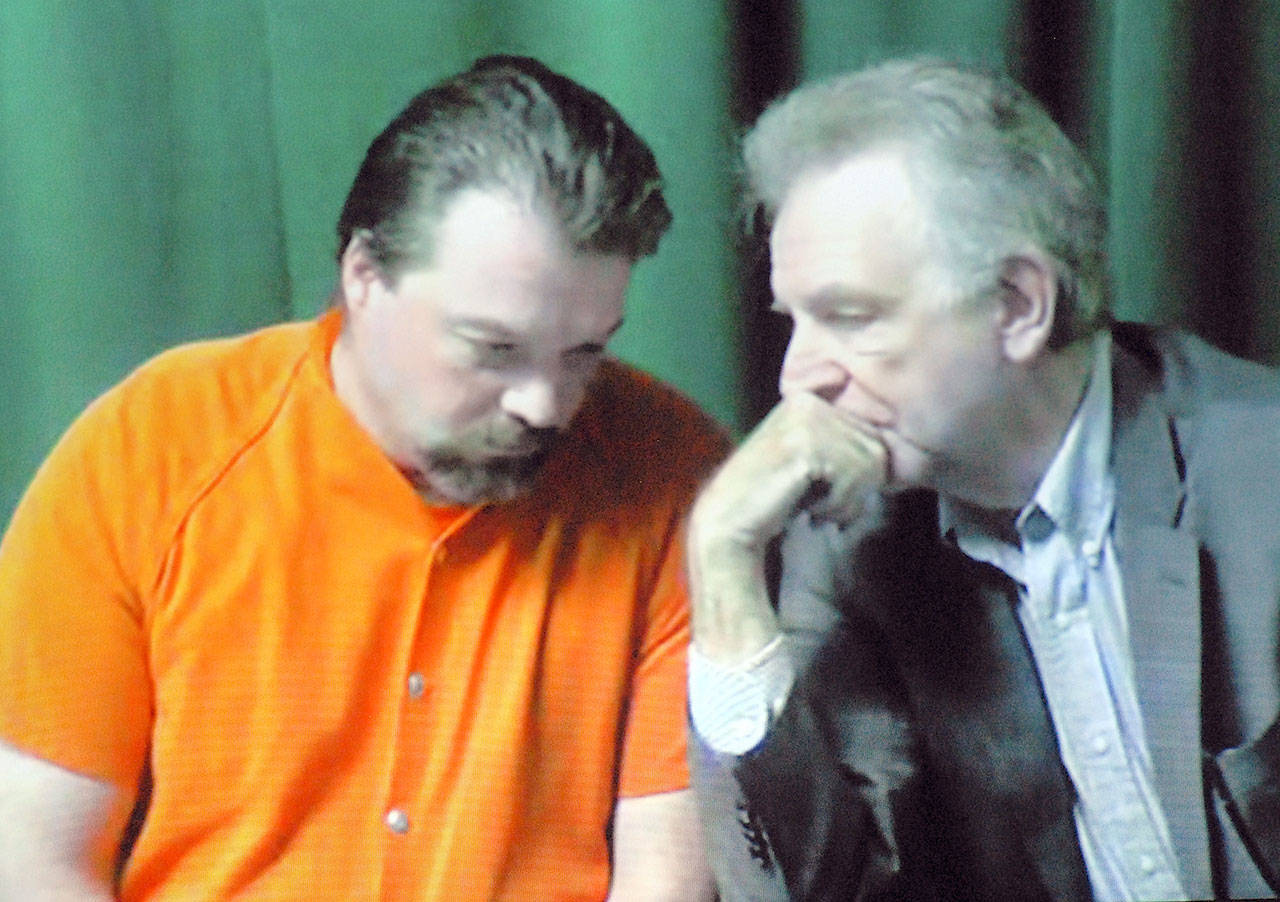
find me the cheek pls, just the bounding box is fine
[564,360,604,405]
[372,342,497,429]
[850,343,962,433]
[374,336,437,400]
[837,340,911,404]
[905,347,995,434]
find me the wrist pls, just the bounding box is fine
[688,636,795,755]
[686,499,786,664]
[688,556,780,666]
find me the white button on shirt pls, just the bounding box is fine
[407,672,426,699]
[385,808,410,834]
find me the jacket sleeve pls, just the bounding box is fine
[735,622,916,901]
[689,730,791,901]
[690,514,918,900]
[1211,717,1280,893]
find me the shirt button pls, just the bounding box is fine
[385,808,410,834]
[1138,854,1157,874]
[1090,735,1109,756]
[407,672,426,699]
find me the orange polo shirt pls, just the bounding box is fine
[0,310,727,899]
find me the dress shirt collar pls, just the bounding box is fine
[941,332,1115,579]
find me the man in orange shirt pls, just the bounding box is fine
[0,56,722,900]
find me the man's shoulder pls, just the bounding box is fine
[58,318,318,505]
[557,358,731,496]
[121,318,316,409]
[1113,322,1280,412]
[5,318,322,594]
[1114,322,1280,500]
[579,359,729,450]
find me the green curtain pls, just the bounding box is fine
[796,0,1280,357]
[4,1,1279,524]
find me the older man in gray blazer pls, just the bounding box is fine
[688,58,1280,901]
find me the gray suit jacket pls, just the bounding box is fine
[693,324,1280,900]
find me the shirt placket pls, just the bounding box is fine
[1021,528,1185,901]
[379,508,478,894]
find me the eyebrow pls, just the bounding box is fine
[774,285,895,316]
[448,317,625,343]
[447,317,522,339]
[599,319,626,343]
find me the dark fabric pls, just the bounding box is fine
[1213,693,1280,892]
[738,492,1090,901]
[720,324,1280,899]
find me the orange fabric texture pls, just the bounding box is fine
[0,310,727,900]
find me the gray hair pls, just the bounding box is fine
[744,57,1110,346]
[337,55,671,279]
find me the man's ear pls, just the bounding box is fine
[339,231,386,311]
[996,252,1057,364]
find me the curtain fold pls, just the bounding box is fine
[3,2,1278,523]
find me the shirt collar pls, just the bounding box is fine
[1026,331,1114,549]
[941,332,1115,573]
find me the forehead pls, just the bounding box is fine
[769,151,934,305]
[428,189,559,280]
[406,189,631,334]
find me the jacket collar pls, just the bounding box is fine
[1109,328,1213,897]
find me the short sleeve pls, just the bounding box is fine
[615,518,697,798]
[0,395,153,791]
[565,359,730,800]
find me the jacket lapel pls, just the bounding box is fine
[1111,337,1213,897]
[874,498,1090,901]
[964,565,1095,902]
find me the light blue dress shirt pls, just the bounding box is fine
[942,333,1187,901]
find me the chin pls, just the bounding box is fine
[879,436,949,496]
[416,465,543,507]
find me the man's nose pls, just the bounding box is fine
[778,326,848,403]
[778,328,894,426]
[501,371,573,430]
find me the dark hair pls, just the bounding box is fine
[336,55,671,277]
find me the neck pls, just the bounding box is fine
[330,321,396,463]
[944,336,1096,511]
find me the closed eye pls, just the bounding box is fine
[820,310,875,328]
[467,338,523,367]
[795,286,890,329]
[568,342,606,356]
[563,343,607,369]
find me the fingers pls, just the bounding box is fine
[692,393,887,554]
[688,394,885,663]
[786,394,887,525]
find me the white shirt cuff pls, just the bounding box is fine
[688,636,796,755]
